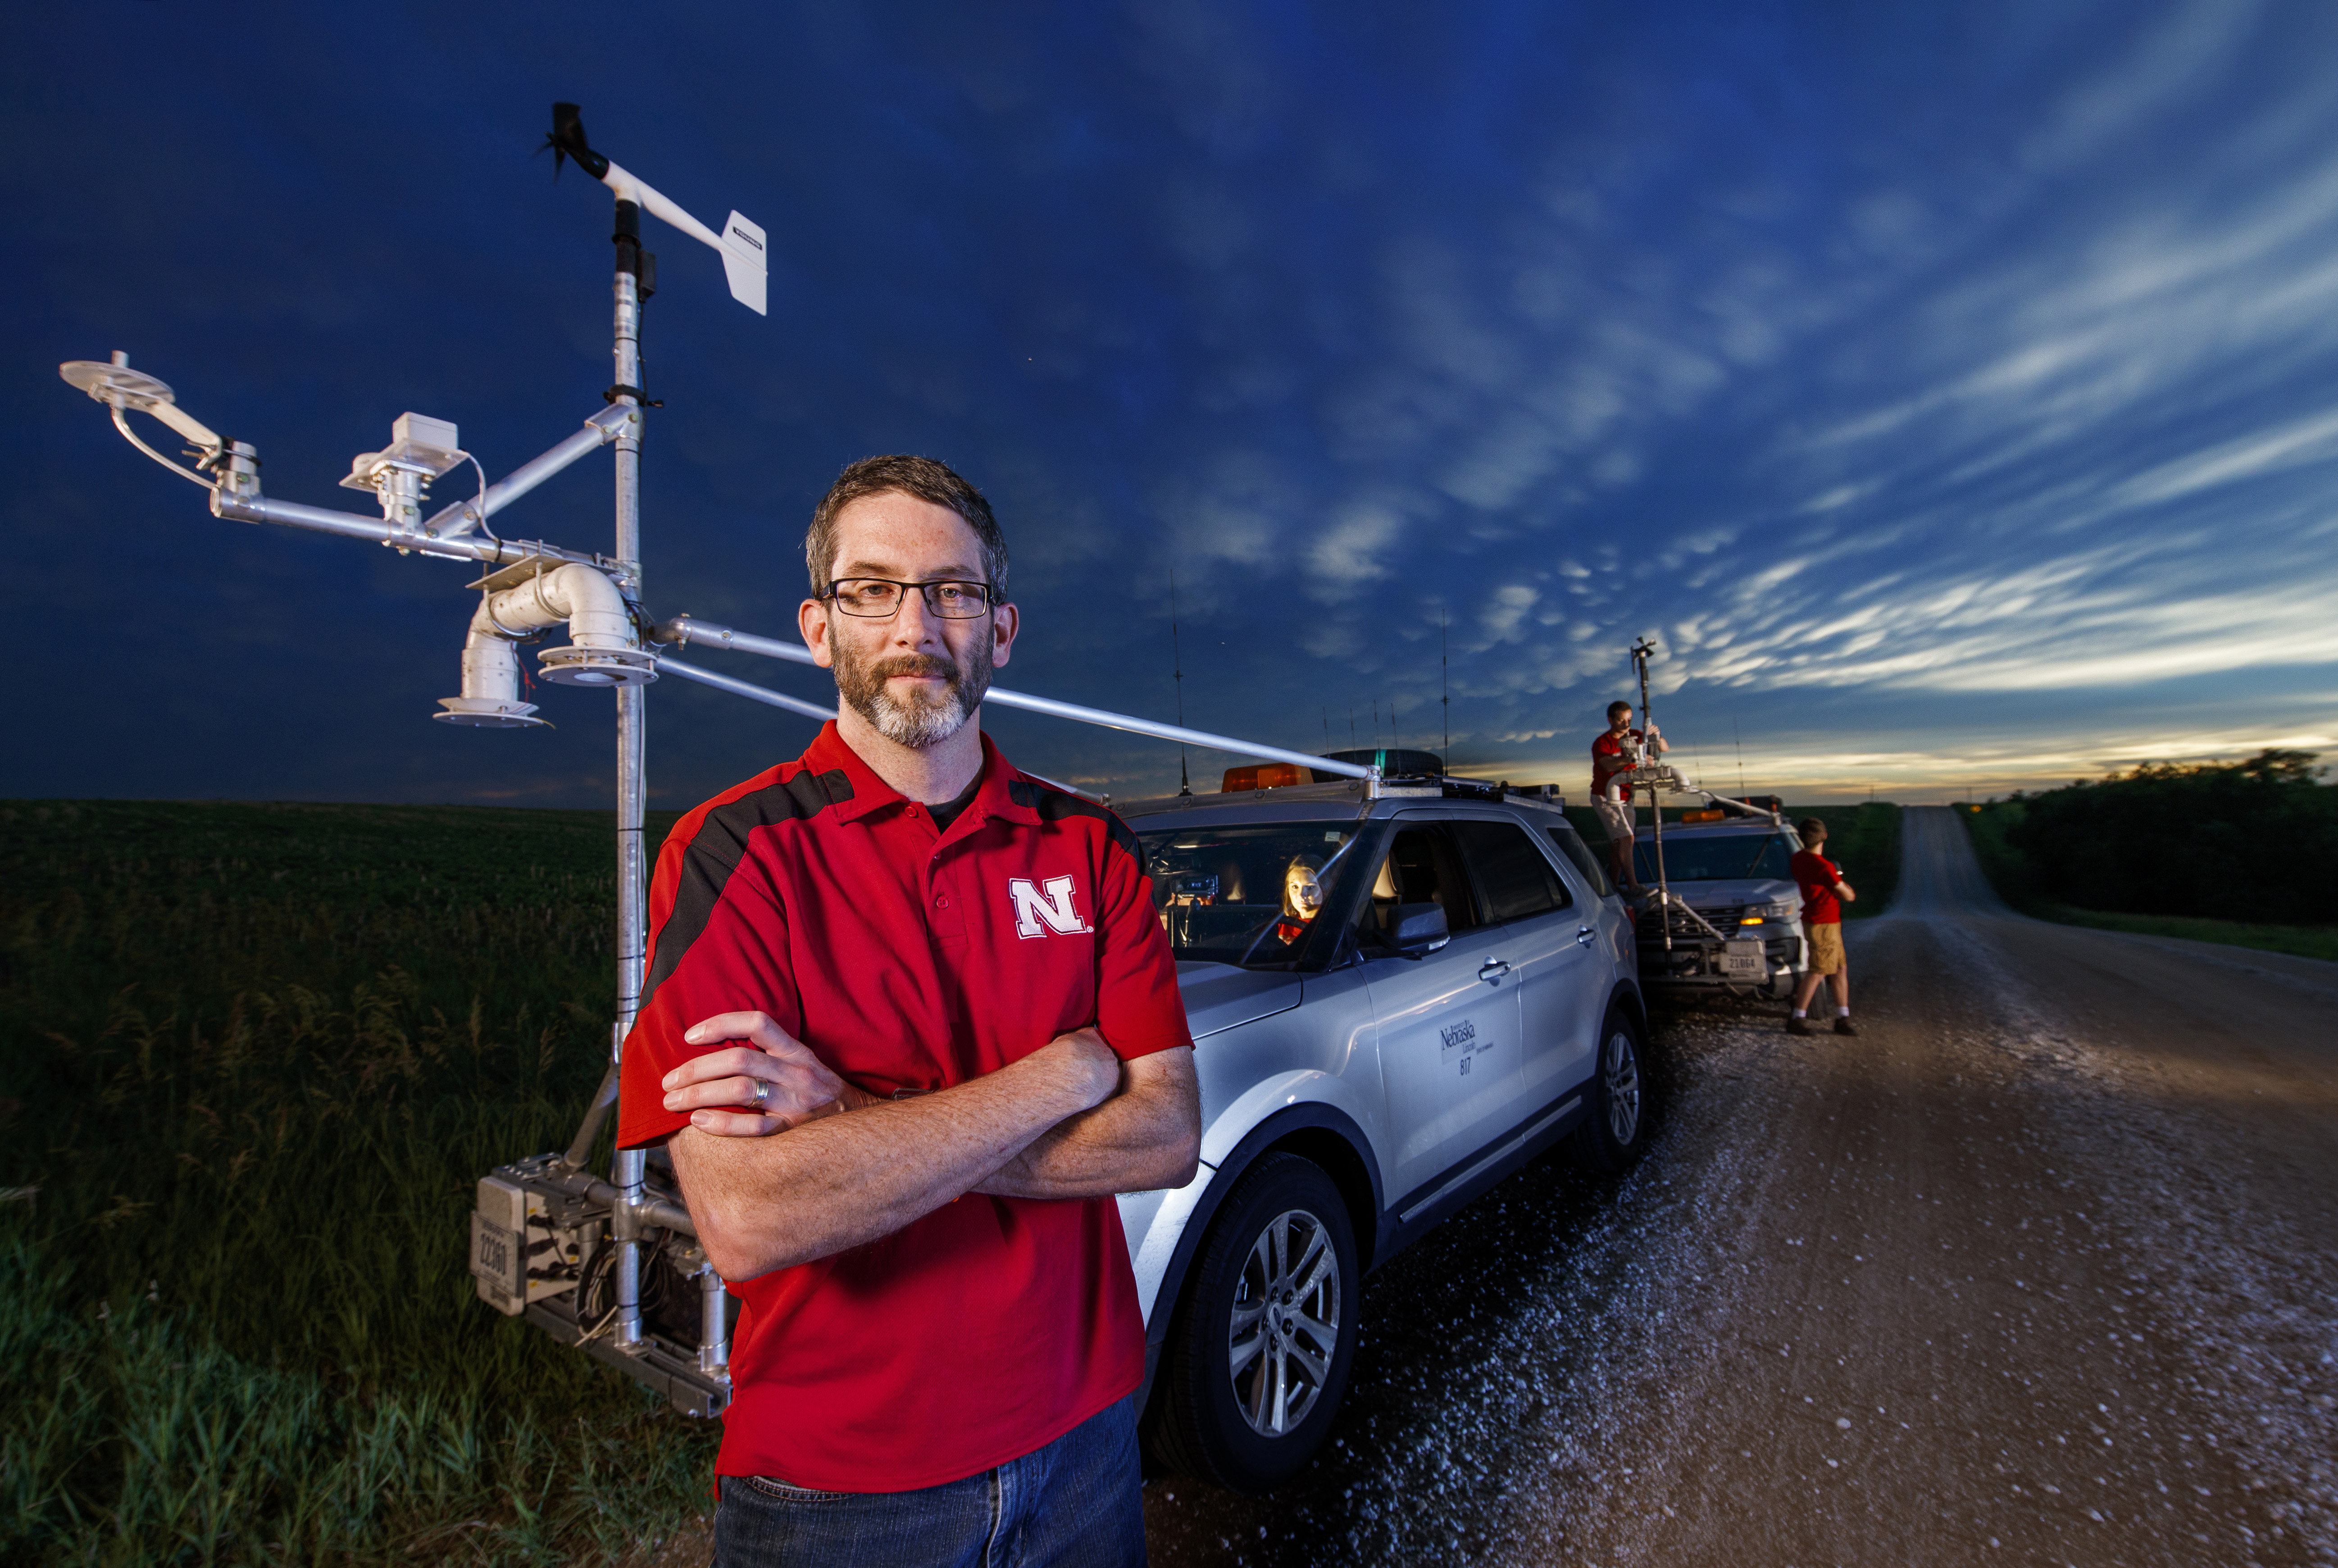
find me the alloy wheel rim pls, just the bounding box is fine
[1227,1207,1341,1437]
[1604,1030,1641,1145]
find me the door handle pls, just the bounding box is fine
[1576,926,1596,948]
[1477,958,1510,983]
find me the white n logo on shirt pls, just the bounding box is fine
[1008,875,1092,938]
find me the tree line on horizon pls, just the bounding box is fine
[2002,749,2334,927]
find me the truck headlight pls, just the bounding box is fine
[1746,901,1793,921]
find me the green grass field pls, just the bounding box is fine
[1961,800,2338,963]
[1560,801,1901,918]
[0,800,710,1565]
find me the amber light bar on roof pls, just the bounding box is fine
[1222,762,1311,791]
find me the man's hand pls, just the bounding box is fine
[1837,879,1857,903]
[660,1011,878,1136]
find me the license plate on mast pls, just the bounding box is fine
[1720,941,1765,977]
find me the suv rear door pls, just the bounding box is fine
[1357,816,1527,1200]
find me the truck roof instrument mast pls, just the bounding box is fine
[1631,636,1671,953]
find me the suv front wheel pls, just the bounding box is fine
[1150,1152,1360,1492]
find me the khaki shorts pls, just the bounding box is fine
[1805,921,1846,976]
[1592,799,1635,843]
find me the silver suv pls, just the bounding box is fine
[1114,777,1646,1492]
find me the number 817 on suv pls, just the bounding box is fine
[1117,775,1647,1492]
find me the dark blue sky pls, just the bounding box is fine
[9,2,2335,808]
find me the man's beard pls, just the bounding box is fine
[832,637,993,749]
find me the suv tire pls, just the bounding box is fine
[1151,1152,1360,1493]
[1570,1006,1651,1174]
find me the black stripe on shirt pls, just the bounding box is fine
[641,767,852,1014]
[1009,778,1144,868]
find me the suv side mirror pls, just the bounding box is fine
[1387,902,1450,958]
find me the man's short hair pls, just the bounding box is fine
[806,455,1009,599]
[1606,700,1632,720]
[1797,817,1828,842]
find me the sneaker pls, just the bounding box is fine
[1786,1015,1814,1036]
[1833,1017,1859,1036]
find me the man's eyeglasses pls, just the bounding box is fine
[822,578,998,619]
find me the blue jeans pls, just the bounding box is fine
[712,1396,1146,1568]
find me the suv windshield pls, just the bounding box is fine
[1634,831,1793,883]
[1138,821,1371,968]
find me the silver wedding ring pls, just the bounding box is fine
[751,1078,772,1108]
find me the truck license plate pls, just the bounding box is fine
[1720,941,1765,977]
[470,1212,523,1297]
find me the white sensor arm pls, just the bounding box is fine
[425,404,636,540]
[62,354,224,487]
[657,614,1379,782]
[599,160,768,316]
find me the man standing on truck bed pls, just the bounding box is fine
[1788,816,1857,1036]
[617,454,1202,1566]
[1591,700,1665,891]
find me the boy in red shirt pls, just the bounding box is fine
[1788,816,1857,1036]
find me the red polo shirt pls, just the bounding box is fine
[1592,728,1645,803]
[1792,849,1844,925]
[617,723,1192,1491]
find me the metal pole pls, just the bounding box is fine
[1634,638,1670,953]
[610,199,650,1351]
[655,616,1378,782]
[657,654,837,721]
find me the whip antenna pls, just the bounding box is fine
[1170,568,1190,795]
[1440,609,1450,769]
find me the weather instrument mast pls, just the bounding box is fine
[57,102,1384,1418]
[1631,636,1673,952]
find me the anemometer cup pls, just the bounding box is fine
[434,696,548,729]
[537,645,657,687]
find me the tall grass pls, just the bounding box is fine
[0,800,715,1565]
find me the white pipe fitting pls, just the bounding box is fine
[482,561,634,649]
[437,563,645,725]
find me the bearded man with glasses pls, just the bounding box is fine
[617,454,1201,1566]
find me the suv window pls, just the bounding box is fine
[1356,824,1483,948]
[1136,820,1372,968]
[1631,830,1793,884]
[1545,825,1613,899]
[1451,820,1570,923]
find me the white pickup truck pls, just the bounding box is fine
[1628,816,1810,999]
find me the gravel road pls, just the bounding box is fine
[1145,805,2338,1567]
